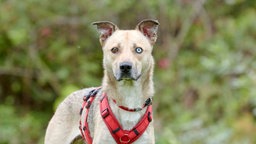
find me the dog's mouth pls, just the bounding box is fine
[116,73,141,81]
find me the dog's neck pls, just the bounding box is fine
[102,69,154,109]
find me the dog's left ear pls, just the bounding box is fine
[93,21,119,45]
[136,19,159,45]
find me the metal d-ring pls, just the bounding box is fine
[119,134,131,143]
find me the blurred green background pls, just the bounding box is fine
[0,0,256,143]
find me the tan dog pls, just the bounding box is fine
[45,19,159,144]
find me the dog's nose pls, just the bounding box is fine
[120,62,132,73]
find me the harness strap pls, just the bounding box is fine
[79,87,101,144]
[100,93,152,144]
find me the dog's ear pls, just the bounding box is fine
[92,21,119,45]
[136,19,159,45]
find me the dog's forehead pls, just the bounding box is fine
[105,30,152,47]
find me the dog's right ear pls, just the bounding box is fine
[92,21,119,45]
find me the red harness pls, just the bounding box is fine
[79,88,153,144]
[79,88,101,144]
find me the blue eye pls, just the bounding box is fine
[135,47,143,54]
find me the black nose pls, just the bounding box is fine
[120,62,132,73]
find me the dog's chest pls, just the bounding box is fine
[110,101,146,130]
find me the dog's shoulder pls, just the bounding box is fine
[56,87,99,115]
[65,87,97,102]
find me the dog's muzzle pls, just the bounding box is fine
[115,62,140,81]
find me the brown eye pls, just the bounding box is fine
[111,47,119,54]
[135,47,143,54]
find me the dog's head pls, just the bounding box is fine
[93,19,159,82]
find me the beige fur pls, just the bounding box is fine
[45,19,159,144]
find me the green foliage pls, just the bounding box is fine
[0,105,50,144]
[0,0,256,144]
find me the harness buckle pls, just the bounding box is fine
[148,112,152,122]
[145,98,152,106]
[102,108,110,119]
[85,101,91,109]
[84,88,101,101]
[120,134,130,143]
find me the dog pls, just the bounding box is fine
[44,19,159,144]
